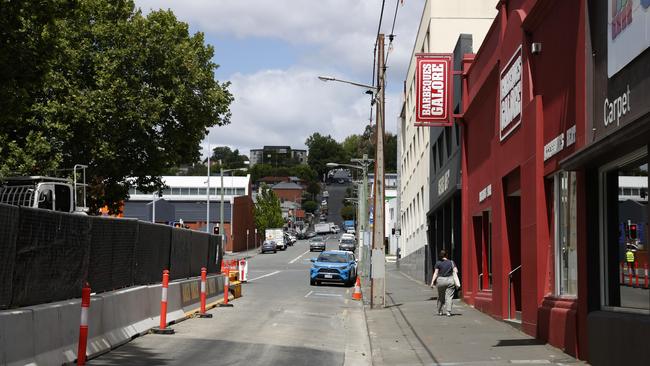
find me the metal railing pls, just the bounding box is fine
[478,273,483,290]
[508,265,522,319]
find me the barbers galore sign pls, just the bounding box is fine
[415,54,452,127]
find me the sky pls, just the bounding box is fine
[134,0,425,158]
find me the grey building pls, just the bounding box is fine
[249,146,307,166]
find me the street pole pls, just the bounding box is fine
[152,192,156,223]
[206,141,211,233]
[371,33,386,309]
[246,229,250,253]
[220,165,225,250]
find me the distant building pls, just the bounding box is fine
[249,146,307,166]
[271,181,303,205]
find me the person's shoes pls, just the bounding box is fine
[438,311,443,316]
[446,312,452,317]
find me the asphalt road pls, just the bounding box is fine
[324,183,350,228]
[89,236,371,366]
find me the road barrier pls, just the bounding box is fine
[152,270,174,334]
[197,267,212,318]
[218,271,233,308]
[645,264,649,289]
[76,283,91,365]
[239,259,248,282]
[352,277,362,300]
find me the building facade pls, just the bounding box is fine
[399,0,495,281]
[561,0,649,364]
[124,175,256,252]
[461,0,587,358]
[249,146,307,166]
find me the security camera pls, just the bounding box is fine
[531,42,542,55]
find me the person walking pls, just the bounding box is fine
[430,249,458,316]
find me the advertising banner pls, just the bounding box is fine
[499,46,523,141]
[415,53,453,127]
[608,0,650,77]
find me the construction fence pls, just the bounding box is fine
[0,203,222,309]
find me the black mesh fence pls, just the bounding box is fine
[134,222,171,284]
[11,207,92,307]
[88,217,138,293]
[0,204,19,309]
[1,206,221,308]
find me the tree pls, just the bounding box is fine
[306,181,321,200]
[254,184,285,234]
[305,132,346,179]
[340,205,357,220]
[210,146,249,170]
[0,1,233,214]
[302,200,318,214]
[384,133,398,173]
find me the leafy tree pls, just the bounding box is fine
[306,181,321,200]
[0,0,233,214]
[210,146,249,170]
[302,200,318,214]
[340,205,357,220]
[305,132,346,179]
[384,133,398,173]
[254,184,284,234]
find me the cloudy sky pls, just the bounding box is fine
[134,0,425,158]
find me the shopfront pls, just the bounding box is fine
[461,0,587,358]
[561,1,650,364]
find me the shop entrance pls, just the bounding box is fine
[504,170,522,320]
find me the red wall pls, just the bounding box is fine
[273,188,303,204]
[461,0,586,358]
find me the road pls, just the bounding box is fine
[89,235,371,366]
[324,182,350,228]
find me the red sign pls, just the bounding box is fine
[415,54,453,127]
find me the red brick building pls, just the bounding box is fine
[271,182,303,204]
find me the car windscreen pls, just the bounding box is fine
[317,253,347,263]
[341,239,355,245]
[310,237,323,242]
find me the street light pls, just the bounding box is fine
[317,75,377,95]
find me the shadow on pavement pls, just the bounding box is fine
[89,338,343,366]
[493,338,547,347]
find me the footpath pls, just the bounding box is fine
[364,263,586,366]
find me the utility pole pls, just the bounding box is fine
[206,141,211,233]
[220,164,225,249]
[371,33,386,308]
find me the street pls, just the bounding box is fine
[89,235,371,366]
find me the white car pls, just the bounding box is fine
[331,225,340,234]
[346,228,355,235]
[340,233,355,242]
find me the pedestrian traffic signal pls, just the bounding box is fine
[213,225,220,235]
[629,224,637,240]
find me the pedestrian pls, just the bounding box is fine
[430,249,458,316]
[625,247,636,277]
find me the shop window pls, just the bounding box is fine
[600,150,649,312]
[555,171,578,296]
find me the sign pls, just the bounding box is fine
[603,85,631,128]
[479,184,492,203]
[500,46,523,141]
[608,0,650,77]
[415,53,453,127]
[566,125,576,146]
[544,134,565,161]
[437,169,450,196]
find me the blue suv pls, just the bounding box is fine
[310,250,357,286]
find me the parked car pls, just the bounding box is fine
[331,224,340,234]
[306,231,317,238]
[262,240,277,253]
[309,236,326,252]
[322,190,329,198]
[340,233,355,242]
[284,233,295,246]
[339,238,356,252]
[310,250,357,286]
[346,228,356,235]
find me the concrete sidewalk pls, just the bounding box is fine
[364,264,586,366]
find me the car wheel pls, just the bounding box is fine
[310,278,316,286]
[274,250,277,253]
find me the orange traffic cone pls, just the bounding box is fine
[352,277,362,300]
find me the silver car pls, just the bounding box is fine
[309,237,326,252]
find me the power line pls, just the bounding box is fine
[371,0,387,88]
[384,0,400,68]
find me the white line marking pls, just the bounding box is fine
[247,270,281,282]
[313,293,342,297]
[304,290,314,298]
[510,361,551,364]
[289,250,310,264]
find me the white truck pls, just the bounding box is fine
[265,228,286,250]
[314,222,331,235]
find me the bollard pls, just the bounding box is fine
[645,264,649,289]
[152,270,174,334]
[635,262,639,287]
[628,262,634,286]
[239,259,248,282]
[76,283,91,366]
[197,267,213,318]
[218,270,233,307]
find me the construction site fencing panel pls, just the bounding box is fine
[207,235,222,274]
[0,204,19,309]
[190,231,210,275]
[88,217,138,293]
[134,222,171,284]
[169,229,193,280]
[11,207,92,307]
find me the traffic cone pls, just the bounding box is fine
[352,277,362,300]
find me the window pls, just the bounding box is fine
[555,171,578,296]
[432,144,437,173]
[437,135,444,167]
[599,150,649,312]
[445,126,452,157]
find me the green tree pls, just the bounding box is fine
[306,181,321,200]
[254,184,285,234]
[0,1,233,214]
[305,132,345,179]
[302,200,318,214]
[210,146,249,169]
[340,205,357,221]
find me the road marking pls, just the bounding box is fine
[247,270,281,282]
[289,250,310,264]
[312,293,342,297]
[304,290,314,298]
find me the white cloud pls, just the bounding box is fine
[135,0,423,156]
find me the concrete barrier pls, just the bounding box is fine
[0,309,35,366]
[0,273,227,365]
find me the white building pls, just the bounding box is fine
[398,1,495,261]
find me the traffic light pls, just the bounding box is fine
[629,224,637,240]
[213,225,220,235]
